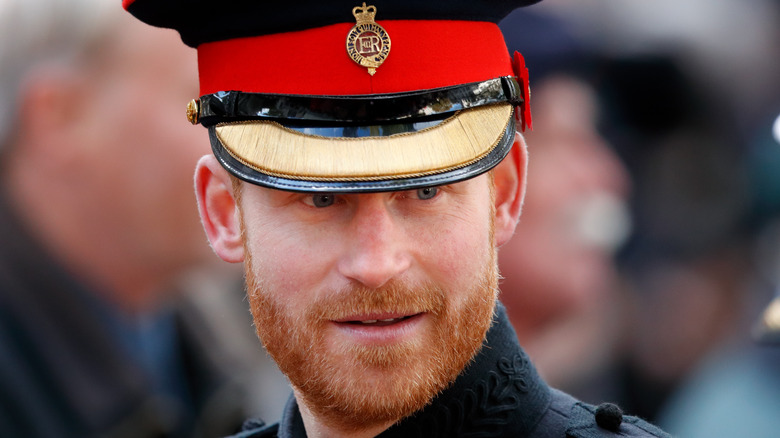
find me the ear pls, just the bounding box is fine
[194,155,245,263]
[493,133,528,247]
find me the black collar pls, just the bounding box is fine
[275,303,552,438]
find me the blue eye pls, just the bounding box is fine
[311,194,336,208]
[417,187,438,200]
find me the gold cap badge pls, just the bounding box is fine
[186,98,200,125]
[346,3,391,76]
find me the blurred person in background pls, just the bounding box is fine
[588,54,755,421]
[0,0,288,436]
[505,0,780,428]
[498,10,632,399]
[653,112,780,438]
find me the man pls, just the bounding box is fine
[495,9,633,399]
[124,0,669,436]
[0,0,275,436]
[498,73,632,394]
[656,115,780,438]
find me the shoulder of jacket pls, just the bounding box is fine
[226,419,280,438]
[565,401,671,438]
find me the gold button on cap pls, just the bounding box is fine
[186,98,200,125]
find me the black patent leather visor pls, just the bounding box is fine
[200,78,521,193]
[210,105,516,193]
[195,77,522,127]
[283,117,447,138]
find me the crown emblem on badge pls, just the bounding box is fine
[353,2,376,22]
[346,3,391,76]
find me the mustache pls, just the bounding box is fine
[309,280,447,322]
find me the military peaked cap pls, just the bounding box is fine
[124,0,541,192]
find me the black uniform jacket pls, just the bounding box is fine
[229,303,670,438]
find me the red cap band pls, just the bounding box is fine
[197,20,513,96]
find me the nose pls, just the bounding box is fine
[337,195,411,289]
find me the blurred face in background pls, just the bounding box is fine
[5,15,214,309]
[498,75,631,334]
[74,20,211,274]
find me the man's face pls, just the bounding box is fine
[499,76,630,331]
[238,176,499,430]
[76,19,212,273]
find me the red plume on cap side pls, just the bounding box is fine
[513,51,532,132]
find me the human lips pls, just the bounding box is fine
[335,312,420,326]
[331,312,426,344]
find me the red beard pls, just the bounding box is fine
[245,251,498,432]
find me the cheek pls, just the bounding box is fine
[410,207,493,286]
[245,221,342,304]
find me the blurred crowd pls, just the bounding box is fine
[499,1,780,437]
[0,1,289,436]
[0,0,778,436]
